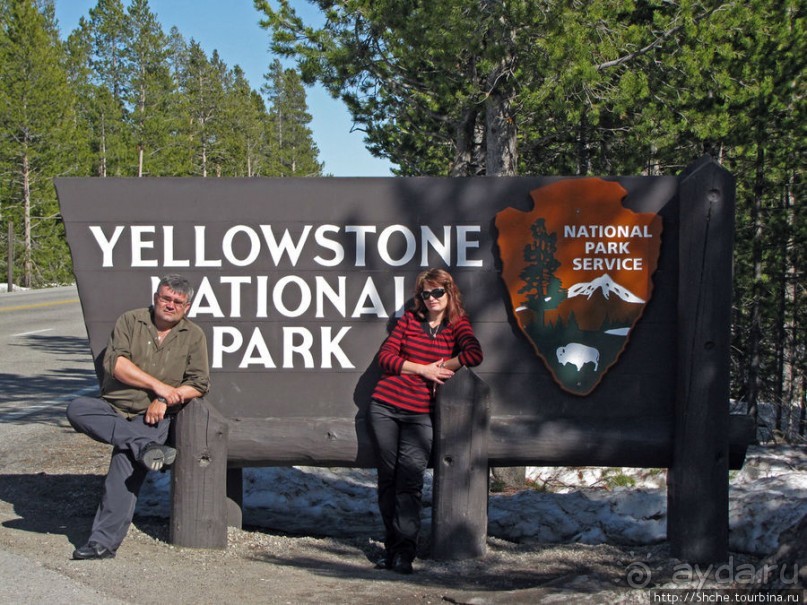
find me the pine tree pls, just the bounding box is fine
[63,17,97,175]
[720,0,805,434]
[85,0,132,175]
[162,26,194,175]
[262,59,322,176]
[222,66,268,176]
[176,41,226,176]
[0,0,77,286]
[126,0,174,176]
[518,219,562,312]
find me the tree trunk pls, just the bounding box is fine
[485,74,517,176]
[449,107,480,176]
[138,86,146,177]
[483,7,517,177]
[577,110,591,176]
[490,467,525,492]
[22,152,32,288]
[100,112,108,178]
[774,185,787,435]
[6,221,13,291]
[800,373,806,437]
[746,143,764,425]
[783,173,798,440]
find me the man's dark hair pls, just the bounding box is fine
[157,274,194,301]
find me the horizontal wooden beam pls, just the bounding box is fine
[223,412,753,470]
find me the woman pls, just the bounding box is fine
[367,268,483,574]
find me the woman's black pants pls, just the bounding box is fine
[367,400,433,562]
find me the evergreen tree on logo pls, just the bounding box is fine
[518,219,566,323]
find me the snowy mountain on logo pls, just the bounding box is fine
[567,274,645,304]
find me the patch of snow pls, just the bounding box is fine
[137,444,807,557]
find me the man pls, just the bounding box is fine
[67,274,209,560]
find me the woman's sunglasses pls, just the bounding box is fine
[420,288,446,300]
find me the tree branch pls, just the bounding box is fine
[596,2,731,71]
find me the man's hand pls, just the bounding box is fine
[153,387,185,406]
[144,399,168,425]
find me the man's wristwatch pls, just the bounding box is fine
[157,396,167,404]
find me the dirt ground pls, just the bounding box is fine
[0,413,777,605]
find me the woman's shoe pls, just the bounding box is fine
[392,553,413,574]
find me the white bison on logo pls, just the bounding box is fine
[556,343,600,372]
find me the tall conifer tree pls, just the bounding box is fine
[262,59,322,176]
[126,0,173,176]
[0,0,76,286]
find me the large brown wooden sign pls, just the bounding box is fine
[57,175,677,421]
[56,158,750,563]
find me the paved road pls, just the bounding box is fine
[0,287,124,603]
[0,285,98,421]
[0,549,127,605]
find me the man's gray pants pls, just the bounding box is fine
[66,396,171,553]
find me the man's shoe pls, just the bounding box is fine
[374,553,393,570]
[391,553,413,575]
[139,442,177,471]
[72,542,115,560]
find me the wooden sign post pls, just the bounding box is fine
[669,157,736,562]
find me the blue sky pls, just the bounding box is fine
[52,0,394,177]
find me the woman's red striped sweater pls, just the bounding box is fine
[372,310,484,413]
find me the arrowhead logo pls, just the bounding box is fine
[495,178,663,395]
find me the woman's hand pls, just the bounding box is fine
[420,359,454,384]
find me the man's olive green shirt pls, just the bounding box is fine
[101,307,210,417]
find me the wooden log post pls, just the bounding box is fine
[432,367,491,560]
[170,399,229,549]
[669,156,735,563]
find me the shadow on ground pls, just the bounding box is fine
[0,334,98,424]
[0,473,165,548]
[242,524,636,593]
